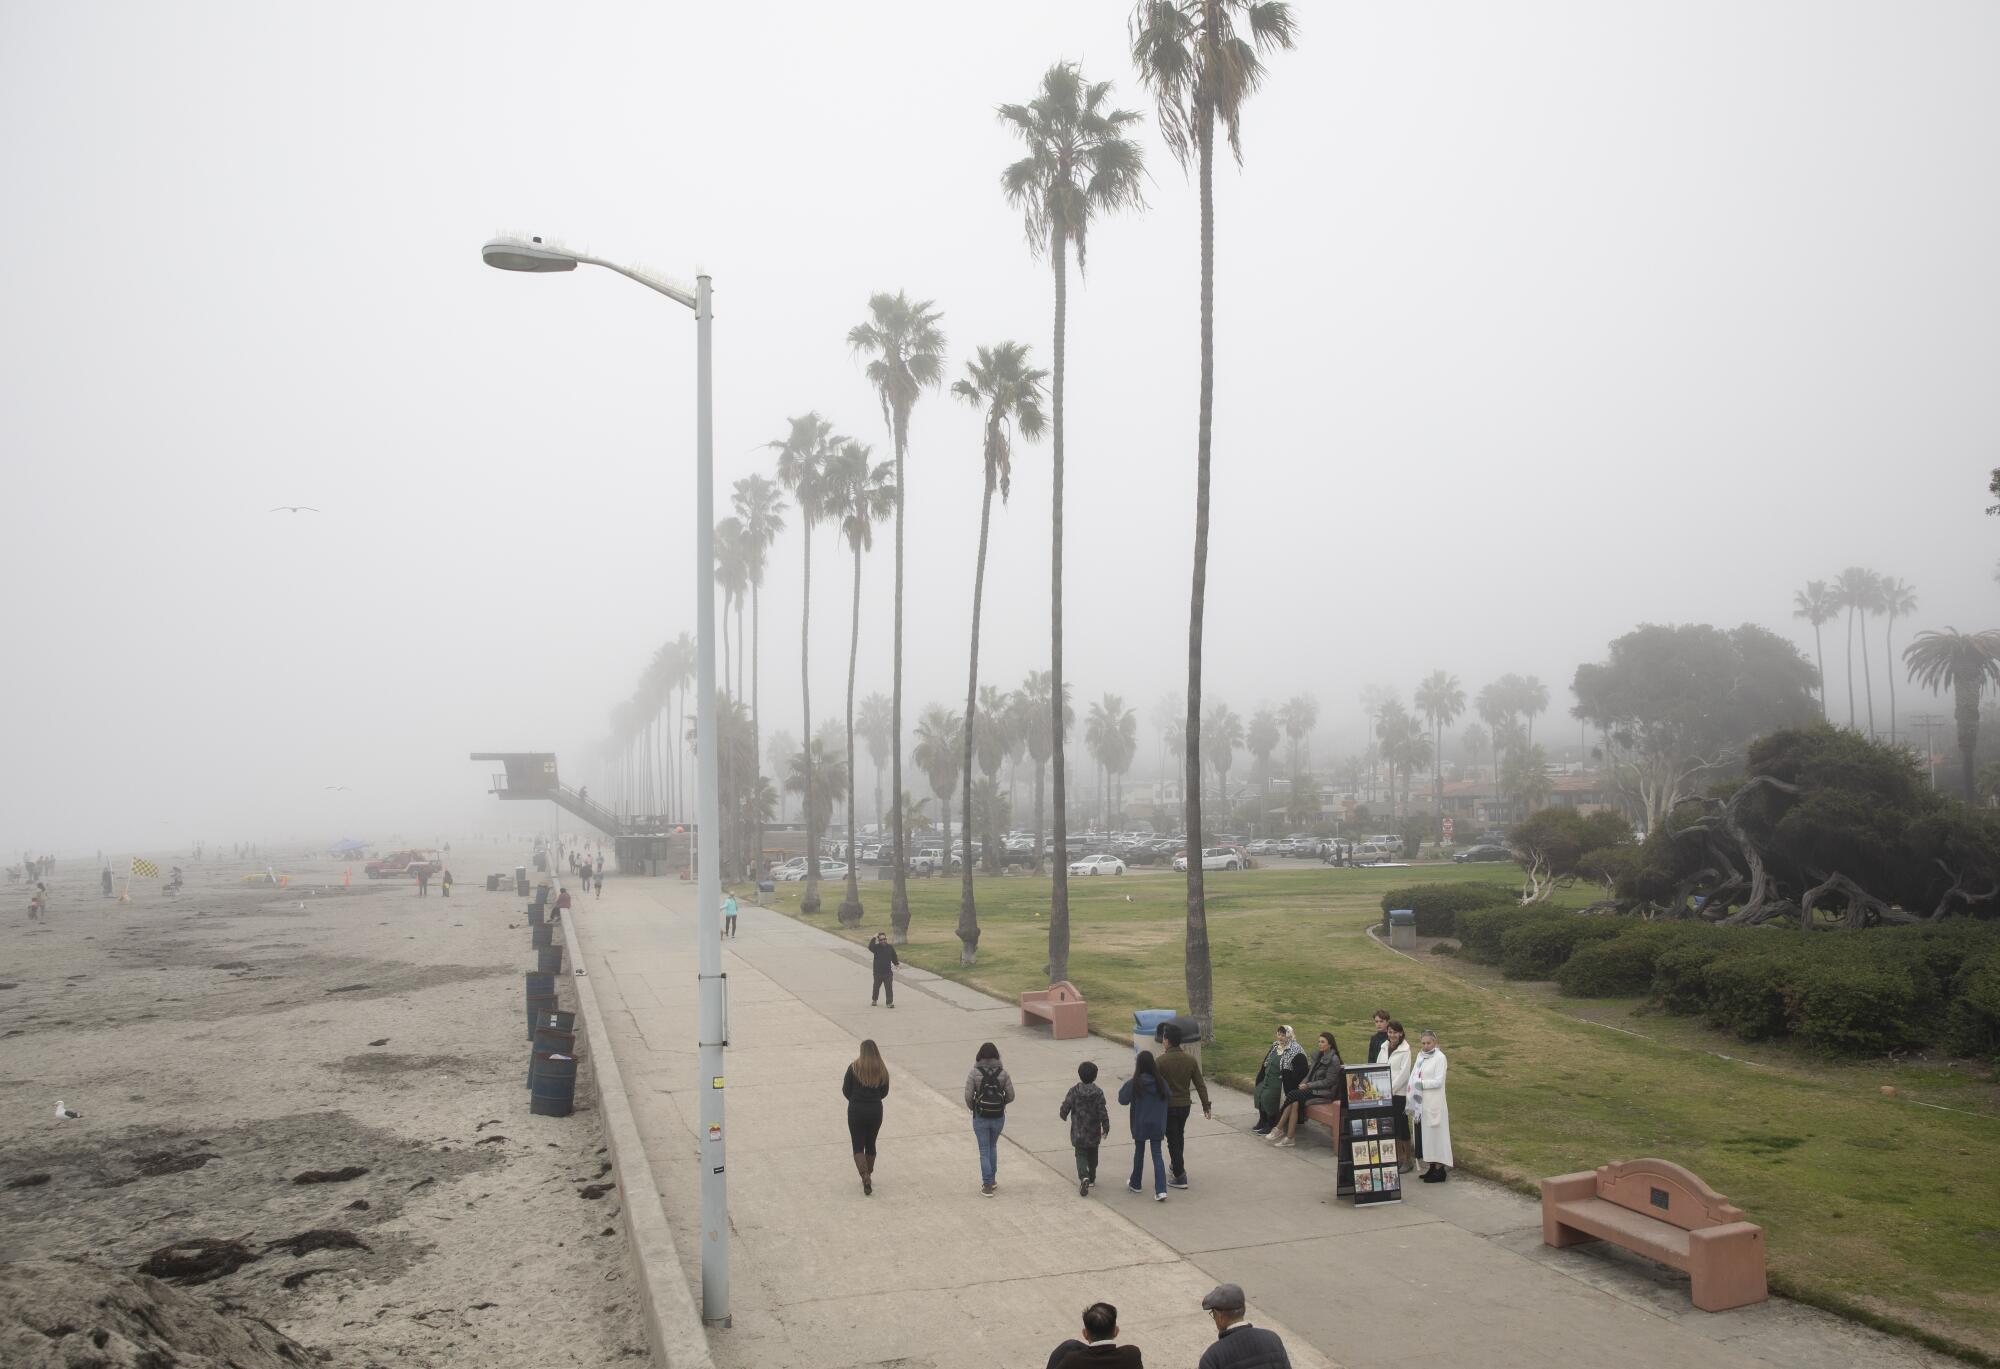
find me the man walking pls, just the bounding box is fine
[868,932,898,1007]
[1197,1284,1290,1369]
[1156,1022,1211,1190]
[722,891,738,937]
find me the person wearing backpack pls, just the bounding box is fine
[963,1041,1016,1195]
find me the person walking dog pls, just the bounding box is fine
[964,1042,1015,1195]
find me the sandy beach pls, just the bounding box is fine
[0,844,647,1367]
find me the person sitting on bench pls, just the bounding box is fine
[1267,1031,1342,1148]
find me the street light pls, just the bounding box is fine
[482,233,729,1327]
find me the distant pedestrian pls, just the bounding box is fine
[1197,1283,1290,1369]
[593,869,603,898]
[415,866,429,897]
[556,885,573,916]
[1155,1023,1211,1189]
[842,1038,890,1196]
[440,868,453,898]
[595,853,604,880]
[1059,1060,1112,1197]
[964,1042,1015,1196]
[29,883,48,923]
[1118,1050,1169,1201]
[868,932,896,1004]
[1251,1026,1306,1135]
[1045,1301,1144,1369]
[722,892,738,937]
[100,866,113,898]
[1410,1028,1453,1183]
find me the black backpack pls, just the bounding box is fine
[973,1064,1009,1116]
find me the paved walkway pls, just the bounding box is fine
[574,875,1954,1369]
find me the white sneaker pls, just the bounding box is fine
[1154,1192,1167,1202]
[1273,1136,1295,1148]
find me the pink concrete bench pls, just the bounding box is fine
[1020,981,1088,1040]
[1541,1158,1767,1312]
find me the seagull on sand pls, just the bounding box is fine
[53,1100,80,1119]
[269,505,320,514]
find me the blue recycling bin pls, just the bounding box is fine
[1133,1009,1203,1061]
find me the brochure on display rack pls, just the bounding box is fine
[1342,1061,1401,1206]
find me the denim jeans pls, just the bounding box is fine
[1130,1136,1166,1195]
[973,1114,1005,1185]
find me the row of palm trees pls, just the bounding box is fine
[1792,568,1920,740]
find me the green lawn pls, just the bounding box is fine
[759,864,2000,1362]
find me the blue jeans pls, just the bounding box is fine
[973,1114,1005,1185]
[1130,1136,1166,1195]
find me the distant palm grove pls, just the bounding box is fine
[583,3,2000,1029]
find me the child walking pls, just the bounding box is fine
[1059,1060,1112,1196]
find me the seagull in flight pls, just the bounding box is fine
[324,785,350,791]
[269,505,320,514]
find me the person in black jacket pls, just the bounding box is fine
[1364,1009,1390,1067]
[842,1039,891,1194]
[1197,1284,1290,1368]
[868,933,899,1007]
[1266,1033,1342,1148]
[1046,1301,1144,1368]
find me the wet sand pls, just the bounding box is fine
[0,845,647,1367]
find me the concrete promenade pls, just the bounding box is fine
[573,874,1954,1369]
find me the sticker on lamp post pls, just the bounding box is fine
[708,1124,721,1142]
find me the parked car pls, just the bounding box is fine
[1454,843,1513,863]
[1069,854,1126,876]
[1246,839,1275,855]
[1175,846,1244,872]
[1120,845,1161,866]
[908,848,946,876]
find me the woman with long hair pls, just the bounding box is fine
[842,1038,891,1195]
[1118,1049,1172,1201]
[1267,1031,1343,1148]
[964,1041,1016,1196]
[1379,1019,1415,1173]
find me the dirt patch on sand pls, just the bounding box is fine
[0,1260,312,1367]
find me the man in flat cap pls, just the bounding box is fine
[1197,1284,1290,1369]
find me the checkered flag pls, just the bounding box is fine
[130,857,160,879]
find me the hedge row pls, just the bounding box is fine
[1377,882,1514,937]
[1441,901,2000,1059]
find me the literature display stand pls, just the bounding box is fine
[1341,1061,1402,1205]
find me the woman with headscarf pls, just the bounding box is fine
[1409,1028,1453,1182]
[1250,1025,1306,1135]
[1266,1031,1342,1148]
[842,1038,891,1195]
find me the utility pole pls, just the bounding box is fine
[1912,713,1946,790]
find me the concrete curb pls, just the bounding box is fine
[563,905,716,1369]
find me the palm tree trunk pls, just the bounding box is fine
[1956,666,1980,804]
[959,476,996,966]
[751,584,763,883]
[1033,759,1046,873]
[800,525,820,914]
[1860,614,1877,738]
[1813,624,1827,721]
[1884,613,1897,744]
[1184,109,1217,1038]
[1048,233,1073,984]
[889,413,912,943]
[1845,605,1857,730]
[839,545,865,924]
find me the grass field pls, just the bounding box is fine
[756,862,2000,1361]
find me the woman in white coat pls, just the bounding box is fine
[1409,1028,1452,1183]
[1377,1020,1414,1173]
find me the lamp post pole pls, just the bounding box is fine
[479,237,728,1327]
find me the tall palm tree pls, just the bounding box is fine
[857,692,893,828]
[1373,699,1417,816]
[999,60,1148,985]
[734,473,786,878]
[1835,566,1883,734]
[1278,693,1316,779]
[1132,0,1297,1036]
[1878,576,1917,745]
[913,705,964,874]
[1087,695,1138,828]
[1519,675,1550,747]
[823,440,896,924]
[770,412,842,913]
[1414,671,1465,820]
[1246,707,1280,828]
[1792,580,1836,721]
[713,517,748,708]
[1202,703,1244,810]
[1903,628,2000,803]
[1018,670,1068,871]
[849,293,947,944]
[950,340,1048,965]
[975,683,1013,869]
[783,738,848,840]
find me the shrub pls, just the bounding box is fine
[1378,882,1513,937]
[1498,915,1628,980]
[1555,923,1701,997]
[1945,948,2000,1062]
[1790,959,1924,1055]
[1701,950,1794,1040]
[1653,935,1749,1015]
[1454,905,1548,965]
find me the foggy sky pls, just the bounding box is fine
[5,1,1997,852]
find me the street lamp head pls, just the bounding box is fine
[482,236,578,273]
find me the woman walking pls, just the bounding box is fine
[1377,1019,1414,1173]
[1266,1031,1343,1148]
[1119,1050,1171,1201]
[1251,1025,1306,1135]
[1410,1028,1453,1182]
[964,1041,1015,1196]
[842,1039,891,1195]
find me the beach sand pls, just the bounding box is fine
[0,844,648,1367]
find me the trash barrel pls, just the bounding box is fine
[530,1053,577,1116]
[1133,1009,1177,1058]
[537,945,564,975]
[485,874,500,892]
[524,972,557,1039]
[515,865,529,897]
[528,1025,576,1088]
[1388,908,1417,950]
[534,1008,577,1034]
[531,923,553,950]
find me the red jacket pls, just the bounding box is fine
[556,889,573,910]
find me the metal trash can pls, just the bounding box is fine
[1388,908,1416,949]
[1133,1010,1204,1065]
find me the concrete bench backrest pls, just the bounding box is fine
[1044,981,1081,1004]
[1595,1159,1745,1232]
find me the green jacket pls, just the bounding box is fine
[1156,1045,1210,1110]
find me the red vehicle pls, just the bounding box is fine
[365,849,444,880]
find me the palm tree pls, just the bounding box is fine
[1278,693,1316,778]
[823,440,897,924]
[1414,671,1465,820]
[1374,699,1421,816]
[1246,707,1280,829]
[1202,703,1244,810]
[713,517,748,705]
[1519,675,1550,747]
[857,692,893,828]
[849,292,947,944]
[1132,0,1297,1036]
[1018,670,1068,872]
[1878,577,1917,745]
[770,412,842,912]
[734,473,786,878]
[913,706,964,874]
[784,738,848,840]
[1791,580,1835,721]
[950,340,1048,965]
[999,61,1147,985]
[974,684,1013,870]
[1903,628,2000,803]
[1086,695,1139,828]
[1835,566,1883,734]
